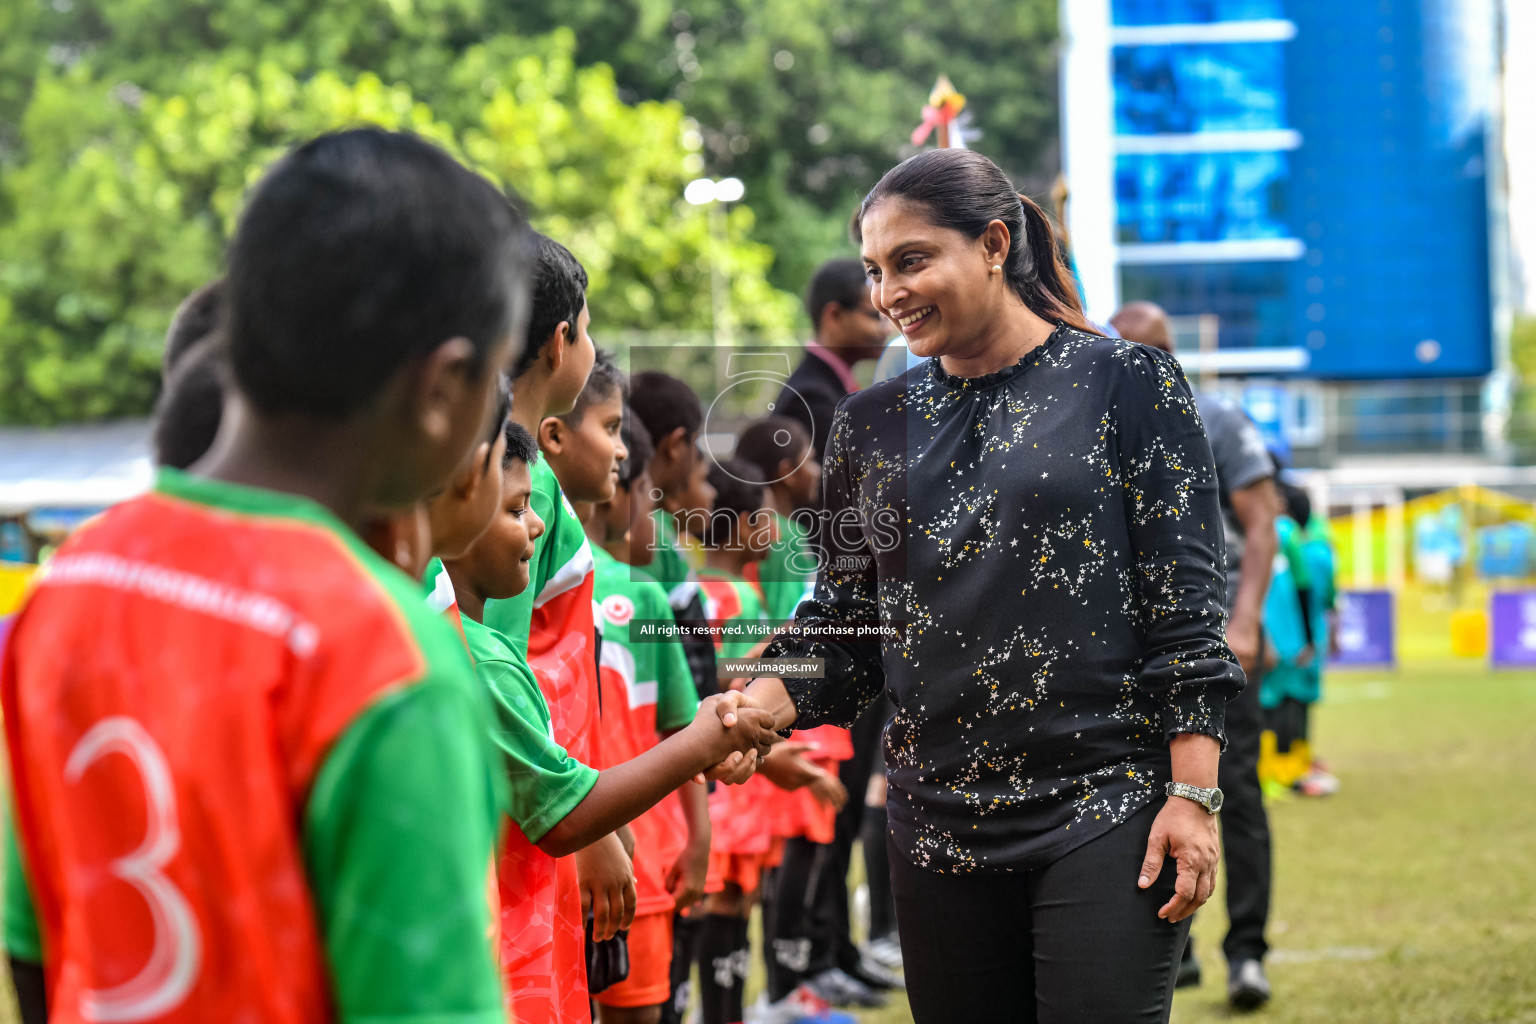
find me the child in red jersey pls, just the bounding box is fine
[446,424,778,1024]
[579,410,713,1024]
[3,129,531,1024]
[692,460,848,1024]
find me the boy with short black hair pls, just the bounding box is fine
[152,278,228,470]
[4,128,530,1022]
[449,423,777,1024]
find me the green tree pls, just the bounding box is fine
[0,21,795,423]
[498,0,1063,292]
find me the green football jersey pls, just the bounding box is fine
[3,469,505,1020]
[460,615,598,842]
[647,509,702,612]
[591,546,699,733]
[754,511,815,624]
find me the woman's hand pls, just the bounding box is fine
[1137,797,1220,923]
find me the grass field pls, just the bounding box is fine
[839,660,1536,1024]
[5,659,1535,1022]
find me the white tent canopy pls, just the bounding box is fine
[0,420,154,515]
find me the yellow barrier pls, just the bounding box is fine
[0,563,36,616]
[1449,607,1489,658]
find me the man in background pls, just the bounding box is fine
[1111,300,1279,1012]
[775,259,889,463]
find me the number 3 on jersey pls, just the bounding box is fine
[65,717,202,1022]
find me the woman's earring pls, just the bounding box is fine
[991,264,1002,275]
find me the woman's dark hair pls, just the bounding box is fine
[227,128,530,418]
[859,149,1098,335]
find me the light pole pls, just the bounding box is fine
[684,176,745,347]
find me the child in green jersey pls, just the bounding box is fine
[734,416,823,625]
[630,372,720,702]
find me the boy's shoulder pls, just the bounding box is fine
[51,472,466,675]
[461,614,522,667]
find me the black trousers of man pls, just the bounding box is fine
[1217,663,1271,965]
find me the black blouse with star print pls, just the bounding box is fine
[763,325,1245,874]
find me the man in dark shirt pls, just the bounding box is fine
[775,259,891,462]
[1112,300,1279,1012]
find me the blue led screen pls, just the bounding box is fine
[1116,152,1290,243]
[1283,0,1492,377]
[1112,0,1284,25]
[1105,0,1494,379]
[1115,44,1287,133]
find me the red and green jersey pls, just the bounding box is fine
[480,458,600,1023]
[484,459,600,765]
[743,511,815,624]
[423,556,470,651]
[460,615,594,1024]
[696,566,769,659]
[591,547,699,916]
[1,468,504,1024]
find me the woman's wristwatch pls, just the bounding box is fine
[1165,781,1224,814]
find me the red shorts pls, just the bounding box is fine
[593,911,674,1009]
[704,837,786,896]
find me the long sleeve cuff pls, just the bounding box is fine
[1159,680,1231,749]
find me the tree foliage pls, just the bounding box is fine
[0,3,797,423]
[499,0,1063,290]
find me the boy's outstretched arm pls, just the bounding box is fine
[537,692,776,856]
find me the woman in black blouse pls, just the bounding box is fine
[726,149,1244,1022]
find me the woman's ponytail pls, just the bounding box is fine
[1014,192,1096,334]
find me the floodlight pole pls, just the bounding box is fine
[710,198,730,348]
